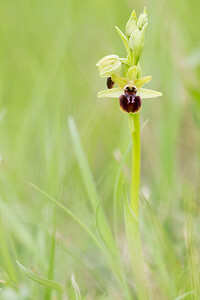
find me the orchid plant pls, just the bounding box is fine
[96,8,162,298]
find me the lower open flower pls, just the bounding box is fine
[97,74,162,114]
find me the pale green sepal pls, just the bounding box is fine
[134,76,151,88]
[137,88,162,98]
[96,55,122,78]
[98,88,122,98]
[111,74,128,89]
[127,66,138,81]
[126,10,137,37]
[115,26,131,57]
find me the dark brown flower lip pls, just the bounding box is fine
[106,77,115,89]
[119,94,142,113]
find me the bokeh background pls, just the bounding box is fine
[0,0,200,299]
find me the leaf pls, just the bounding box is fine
[174,291,195,300]
[115,26,131,57]
[68,117,117,255]
[71,274,82,300]
[97,88,122,98]
[111,74,127,89]
[30,183,105,253]
[134,76,152,88]
[137,88,162,98]
[127,66,138,81]
[96,201,118,257]
[68,117,100,210]
[16,261,63,293]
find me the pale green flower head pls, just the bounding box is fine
[96,55,122,78]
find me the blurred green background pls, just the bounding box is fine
[0,0,200,299]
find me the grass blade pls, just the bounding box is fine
[16,261,63,293]
[71,274,82,300]
[30,183,105,253]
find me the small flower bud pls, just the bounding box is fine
[96,55,122,78]
[137,7,148,30]
[129,23,147,65]
[128,7,148,65]
[106,77,115,89]
[126,10,137,37]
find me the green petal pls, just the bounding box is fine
[111,74,128,89]
[98,88,122,98]
[134,76,152,88]
[137,88,162,98]
[115,26,131,57]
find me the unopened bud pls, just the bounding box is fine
[126,10,137,37]
[137,7,148,30]
[96,55,122,78]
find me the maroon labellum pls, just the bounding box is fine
[106,77,115,89]
[119,84,142,113]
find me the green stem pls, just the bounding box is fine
[128,112,149,299]
[129,112,140,217]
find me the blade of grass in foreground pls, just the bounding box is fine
[68,117,131,299]
[44,207,57,300]
[71,274,82,300]
[30,183,131,299]
[174,291,195,300]
[29,183,105,253]
[16,261,63,293]
[0,221,18,284]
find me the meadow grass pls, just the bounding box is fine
[0,0,200,299]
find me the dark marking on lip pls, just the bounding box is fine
[124,84,137,95]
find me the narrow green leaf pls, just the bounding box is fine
[137,88,162,98]
[174,291,195,300]
[16,261,63,293]
[71,274,82,300]
[115,26,131,57]
[111,74,127,89]
[30,183,105,253]
[97,88,122,98]
[134,76,152,88]
[68,116,100,209]
[96,202,118,256]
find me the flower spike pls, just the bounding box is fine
[96,7,162,114]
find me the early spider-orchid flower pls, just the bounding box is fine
[97,70,162,113]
